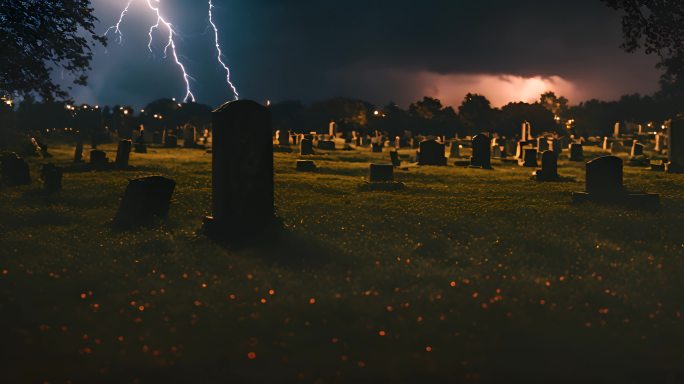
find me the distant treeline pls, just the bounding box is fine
[0,92,679,146]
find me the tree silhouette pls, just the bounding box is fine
[0,0,106,100]
[602,0,684,104]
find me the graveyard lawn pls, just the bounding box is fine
[2,143,684,383]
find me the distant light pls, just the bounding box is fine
[172,97,176,102]
[266,100,271,106]
[374,110,380,116]
[177,103,182,108]
[123,110,129,115]
[141,109,145,113]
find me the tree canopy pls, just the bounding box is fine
[0,0,105,101]
[602,0,684,102]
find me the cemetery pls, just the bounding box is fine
[4,0,684,382]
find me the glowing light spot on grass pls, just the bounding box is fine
[450,281,457,287]
[201,283,208,288]
[357,361,366,368]
[117,336,125,342]
[2,269,8,275]
[540,299,546,305]
[260,298,267,304]
[378,330,386,337]
[247,351,257,359]
[386,305,393,312]
[598,308,609,315]
[331,337,339,344]
[425,346,433,352]
[229,294,236,300]
[80,293,87,299]
[268,289,275,295]
[194,300,202,307]
[309,298,316,304]
[472,292,479,299]
[138,305,145,312]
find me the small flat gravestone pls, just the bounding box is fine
[296,160,317,172]
[113,176,176,227]
[572,155,659,208]
[532,151,560,181]
[90,150,109,168]
[469,134,492,169]
[318,140,336,150]
[389,151,401,167]
[360,163,404,191]
[449,143,461,158]
[519,148,538,167]
[300,138,314,155]
[1,153,31,186]
[203,100,280,242]
[40,163,63,192]
[115,139,132,169]
[417,140,447,166]
[569,143,584,161]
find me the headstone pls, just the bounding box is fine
[655,133,666,153]
[389,151,401,167]
[329,121,337,137]
[134,143,148,153]
[470,134,491,168]
[40,163,63,192]
[515,141,530,159]
[667,118,684,172]
[449,143,461,158]
[300,138,314,155]
[613,122,621,138]
[369,164,395,182]
[630,141,645,157]
[113,176,176,226]
[279,130,290,146]
[89,150,108,167]
[318,140,335,150]
[203,100,278,240]
[183,125,197,148]
[371,143,383,153]
[521,121,532,141]
[417,140,447,166]
[295,160,317,172]
[602,137,611,151]
[537,137,550,152]
[569,143,584,161]
[0,153,30,185]
[519,148,538,167]
[115,139,132,169]
[74,141,84,163]
[586,156,623,196]
[152,132,162,145]
[550,138,563,155]
[533,151,559,181]
[164,135,178,148]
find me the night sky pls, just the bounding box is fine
[72,0,661,109]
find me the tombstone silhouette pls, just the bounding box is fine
[204,100,279,241]
[520,148,538,167]
[389,151,401,167]
[114,176,175,226]
[533,150,559,181]
[569,143,584,161]
[115,139,132,169]
[417,140,446,166]
[586,156,623,196]
[630,141,644,157]
[0,153,30,186]
[470,134,491,168]
[300,138,314,155]
[40,163,63,192]
[667,118,684,172]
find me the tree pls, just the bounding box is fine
[0,0,106,100]
[539,91,569,118]
[458,93,495,134]
[602,1,684,104]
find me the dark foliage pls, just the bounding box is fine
[0,0,106,100]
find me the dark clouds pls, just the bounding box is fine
[74,0,660,108]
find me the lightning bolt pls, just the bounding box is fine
[208,0,239,100]
[145,0,195,102]
[104,0,133,44]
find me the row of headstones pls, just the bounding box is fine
[0,153,62,192]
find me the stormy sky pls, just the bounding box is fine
[71,0,662,109]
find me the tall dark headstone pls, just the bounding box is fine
[89,150,108,168]
[519,148,538,167]
[470,134,491,168]
[113,176,176,227]
[533,151,560,181]
[449,142,461,158]
[417,140,447,166]
[369,164,395,182]
[278,130,290,146]
[667,118,684,172]
[204,100,279,241]
[569,143,584,161]
[115,139,132,169]
[630,141,645,157]
[371,142,383,153]
[300,138,314,155]
[537,137,549,152]
[389,151,401,167]
[74,141,84,163]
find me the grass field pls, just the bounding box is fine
[2,142,684,383]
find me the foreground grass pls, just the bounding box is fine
[1,142,684,383]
